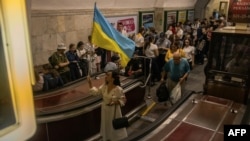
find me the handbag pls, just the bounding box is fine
[112,104,129,130]
[170,83,181,104]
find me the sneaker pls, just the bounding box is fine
[95,76,100,79]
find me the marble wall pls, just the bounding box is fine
[30,6,195,66]
[31,8,153,66]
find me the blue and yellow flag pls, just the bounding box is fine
[91,4,135,67]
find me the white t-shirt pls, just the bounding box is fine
[145,43,158,58]
[76,48,86,59]
[183,46,195,62]
[176,28,184,39]
[165,30,173,39]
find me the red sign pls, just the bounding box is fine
[228,0,250,23]
[117,18,135,32]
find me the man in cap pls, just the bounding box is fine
[49,43,71,83]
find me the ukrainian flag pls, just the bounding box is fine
[91,4,135,67]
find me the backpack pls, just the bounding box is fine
[156,83,170,102]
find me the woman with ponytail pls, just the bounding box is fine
[144,35,161,84]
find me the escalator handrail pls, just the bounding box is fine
[36,81,144,123]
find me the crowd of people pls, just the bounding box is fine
[32,35,106,92]
[32,15,230,141]
[32,16,228,93]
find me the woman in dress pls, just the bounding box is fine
[87,70,127,141]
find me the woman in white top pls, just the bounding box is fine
[144,35,159,58]
[86,35,98,75]
[76,41,88,77]
[165,25,173,39]
[182,38,195,70]
[144,35,160,83]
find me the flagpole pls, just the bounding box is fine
[87,2,95,77]
[88,2,98,78]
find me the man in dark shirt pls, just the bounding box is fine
[124,51,143,78]
[66,43,81,81]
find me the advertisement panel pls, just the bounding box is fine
[167,11,177,26]
[142,13,154,29]
[228,0,250,23]
[107,15,138,36]
[178,11,187,23]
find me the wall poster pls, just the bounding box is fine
[219,2,228,16]
[163,11,177,31]
[228,0,250,23]
[177,10,187,23]
[139,12,155,29]
[107,15,138,36]
[187,10,194,22]
[166,11,177,26]
[106,15,138,61]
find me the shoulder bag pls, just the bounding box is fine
[112,104,129,130]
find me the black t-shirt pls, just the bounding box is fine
[125,58,143,76]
